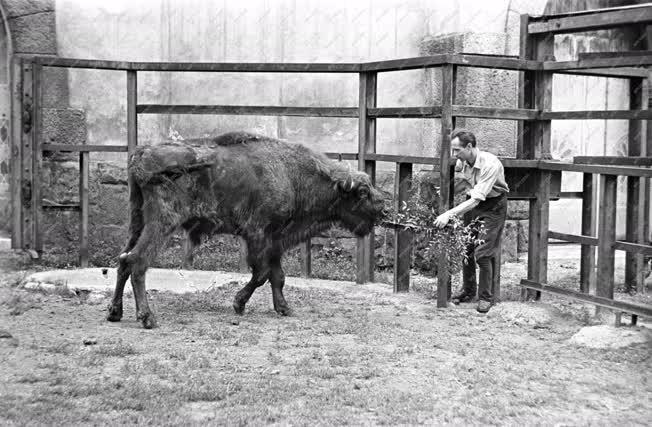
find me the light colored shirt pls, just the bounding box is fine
[455,150,509,201]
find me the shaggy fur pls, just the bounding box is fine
[107,132,386,328]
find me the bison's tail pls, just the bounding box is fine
[121,173,145,254]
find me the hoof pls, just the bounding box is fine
[138,313,158,329]
[274,305,292,316]
[233,300,246,315]
[106,305,123,322]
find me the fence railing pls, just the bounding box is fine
[12,31,652,311]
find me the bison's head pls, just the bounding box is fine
[334,171,386,237]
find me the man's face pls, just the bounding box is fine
[451,137,472,162]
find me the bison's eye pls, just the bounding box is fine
[358,187,369,198]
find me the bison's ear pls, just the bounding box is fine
[337,175,355,193]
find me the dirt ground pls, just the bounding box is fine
[1,250,651,426]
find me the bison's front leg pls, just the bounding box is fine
[269,255,290,316]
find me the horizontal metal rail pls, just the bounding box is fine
[520,279,652,317]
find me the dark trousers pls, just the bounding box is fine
[461,194,507,302]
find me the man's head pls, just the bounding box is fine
[450,128,477,163]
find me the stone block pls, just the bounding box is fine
[96,162,127,186]
[9,11,57,54]
[501,220,518,263]
[507,200,529,220]
[41,109,87,161]
[43,67,70,108]
[3,0,54,18]
[419,32,518,157]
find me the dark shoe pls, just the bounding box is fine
[476,300,492,313]
[451,290,476,304]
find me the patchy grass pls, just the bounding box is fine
[1,268,650,426]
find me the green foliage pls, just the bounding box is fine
[395,174,484,277]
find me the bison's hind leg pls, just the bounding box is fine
[269,254,291,316]
[107,230,142,322]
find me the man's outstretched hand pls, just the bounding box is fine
[434,212,452,228]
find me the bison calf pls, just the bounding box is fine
[107,132,385,328]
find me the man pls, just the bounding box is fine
[434,129,509,313]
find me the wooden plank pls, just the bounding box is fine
[579,50,652,59]
[42,204,80,212]
[527,170,551,301]
[518,13,535,160]
[42,144,128,153]
[558,68,649,79]
[558,191,583,198]
[437,63,456,308]
[137,105,359,118]
[580,173,596,294]
[361,55,449,72]
[573,156,652,166]
[520,279,652,317]
[548,231,598,246]
[541,110,652,120]
[393,163,412,293]
[625,77,646,292]
[25,55,361,73]
[365,154,441,166]
[324,153,358,161]
[367,107,442,118]
[539,161,652,177]
[528,7,652,35]
[544,56,652,70]
[10,58,23,248]
[79,151,89,268]
[452,105,539,120]
[127,71,138,155]
[527,3,652,20]
[356,72,377,284]
[32,63,43,254]
[613,241,652,256]
[597,174,618,299]
[448,54,540,71]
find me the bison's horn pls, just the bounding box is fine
[338,175,354,192]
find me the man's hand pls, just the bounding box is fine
[434,212,452,228]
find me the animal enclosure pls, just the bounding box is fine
[9,4,652,319]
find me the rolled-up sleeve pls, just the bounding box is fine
[468,161,501,201]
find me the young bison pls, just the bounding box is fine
[107,132,386,328]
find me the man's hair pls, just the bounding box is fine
[451,128,477,147]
